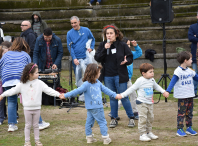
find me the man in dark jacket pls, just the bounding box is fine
[20,20,36,60]
[188,11,198,96]
[33,27,63,71]
[31,11,48,37]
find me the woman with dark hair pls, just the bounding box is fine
[94,25,135,128]
[0,37,31,132]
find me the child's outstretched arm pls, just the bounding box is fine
[166,75,179,93]
[100,82,117,99]
[0,83,21,100]
[120,78,140,98]
[64,82,87,98]
[153,79,169,98]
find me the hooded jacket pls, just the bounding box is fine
[20,28,36,58]
[31,11,48,34]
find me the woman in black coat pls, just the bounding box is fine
[94,25,135,128]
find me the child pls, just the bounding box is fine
[166,51,198,137]
[0,45,8,125]
[59,63,121,145]
[0,63,64,146]
[118,38,142,120]
[120,63,169,141]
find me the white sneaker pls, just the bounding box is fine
[147,132,158,139]
[8,124,18,132]
[0,122,2,125]
[139,133,151,141]
[39,121,50,130]
[87,2,92,6]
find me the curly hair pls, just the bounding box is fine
[103,24,123,41]
[11,37,30,53]
[21,63,38,83]
[82,63,102,84]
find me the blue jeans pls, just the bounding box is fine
[192,63,198,95]
[85,108,108,136]
[0,97,6,123]
[89,0,101,4]
[5,86,18,125]
[104,76,134,119]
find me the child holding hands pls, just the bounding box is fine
[0,63,64,146]
[166,51,198,137]
[120,63,169,141]
[59,63,121,145]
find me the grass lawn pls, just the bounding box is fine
[1,68,198,146]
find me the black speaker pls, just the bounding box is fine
[151,0,174,23]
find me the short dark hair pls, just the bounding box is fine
[177,51,192,64]
[43,28,52,36]
[82,63,102,84]
[139,63,154,75]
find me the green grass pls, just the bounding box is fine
[2,68,198,146]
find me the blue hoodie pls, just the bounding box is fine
[64,80,116,109]
[127,44,142,79]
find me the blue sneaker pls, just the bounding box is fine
[176,129,187,137]
[186,126,197,136]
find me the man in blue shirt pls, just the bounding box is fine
[188,11,198,96]
[67,16,95,79]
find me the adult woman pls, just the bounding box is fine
[94,25,135,128]
[0,37,31,131]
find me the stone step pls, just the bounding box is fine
[4,25,191,43]
[1,12,196,32]
[61,39,191,56]
[0,3,197,21]
[0,0,196,9]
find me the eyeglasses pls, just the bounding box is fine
[44,36,52,40]
[21,25,28,26]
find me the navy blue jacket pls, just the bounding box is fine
[33,33,63,71]
[20,28,36,58]
[188,21,198,63]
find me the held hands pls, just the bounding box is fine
[115,94,122,100]
[120,56,128,65]
[0,95,3,101]
[131,40,137,47]
[163,91,169,98]
[59,93,65,99]
[87,48,92,53]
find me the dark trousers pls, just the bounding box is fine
[177,98,193,129]
[0,97,6,123]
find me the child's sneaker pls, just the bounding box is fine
[35,141,43,146]
[8,124,18,132]
[128,117,135,127]
[109,118,118,128]
[186,126,197,135]
[96,2,100,5]
[139,133,151,141]
[86,134,97,143]
[176,129,187,137]
[102,134,111,145]
[24,141,31,146]
[0,122,2,125]
[147,132,158,139]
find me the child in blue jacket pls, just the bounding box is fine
[60,63,121,145]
